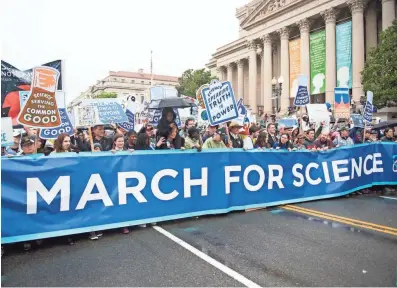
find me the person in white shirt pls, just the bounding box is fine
[243,125,260,150]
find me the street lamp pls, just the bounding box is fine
[272,76,283,114]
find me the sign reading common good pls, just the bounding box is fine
[293,75,310,107]
[17,66,62,128]
[201,80,238,125]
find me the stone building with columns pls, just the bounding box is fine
[206,0,396,115]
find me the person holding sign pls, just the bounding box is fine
[333,127,354,147]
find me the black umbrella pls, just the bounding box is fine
[372,119,397,130]
[148,97,197,110]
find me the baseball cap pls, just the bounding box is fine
[339,127,350,132]
[13,129,24,137]
[21,135,37,146]
[93,143,102,150]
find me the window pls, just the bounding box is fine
[131,80,135,84]
[149,82,151,85]
[121,79,125,83]
[141,81,144,84]
[113,78,117,82]
[141,96,144,103]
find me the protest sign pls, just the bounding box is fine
[40,109,74,139]
[201,80,238,125]
[196,85,207,109]
[2,143,396,243]
[363,91,373,123]
[76,106,98,127]
[236,98,247,116]
[334,87,350,118]
[17,67,62,128]
[81,99,128,125]
[1,60,63,127]
[117,96,137,132]
[306,104,330,131]
[293,75,310,106]
[350,113,364,128]
[1,117,14,147]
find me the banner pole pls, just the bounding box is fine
[88,126,94,152]
[299,106,303,134]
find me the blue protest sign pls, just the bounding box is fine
[362,91,373,123]
[40,108,74,139]
[201,80,238,125]
[350,114,364,128]
[293,75,310,107]
[2,143,396,244]
[117,109,135,131]
[82,99,128,125]
[237,98,247,116]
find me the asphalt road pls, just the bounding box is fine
[2,193,397,287]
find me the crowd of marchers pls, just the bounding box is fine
[1,107,396,253]
[3,107,396,159]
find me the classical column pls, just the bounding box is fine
[382,0,396,31]
[216,67,226,81]
[227,63,234,83]
[261,34,273,114]
[348,0,365,103]
[297,18,311,94]
[236,59,245,101]
[366,1,378,57]
[278,27,290,113]
[321,8,337,105]
[247,40,258,113]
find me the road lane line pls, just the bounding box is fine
[153,226,262,288]
[379,196,397,201]
[282,206,397,236]
[285,205,397,232]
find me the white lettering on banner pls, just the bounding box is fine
[151,169,179,201]
[268,165,285,189]
[292,164,304,187]
[118,172,148,204]
[225,166,242,194]
[306,163,322,185]
[24,153,385,214]
[76,174,114,210]
[243,165,265,192]
[351,158,362,179]
[27,176,70,214]
[183,168,208,198]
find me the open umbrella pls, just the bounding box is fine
[372,119,397,130]
[148,97,197,110]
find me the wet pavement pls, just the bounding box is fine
[2,194,397,287]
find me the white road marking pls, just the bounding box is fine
[379,196,397,201]
[153,226,261,288]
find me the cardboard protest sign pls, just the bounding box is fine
[81,99,128,125]
[40,109,74,139]
[17,67,61,128]
[362,91,373,123]
[201,80,238,126]
[1,117,14,147]
[306,104,330,131]
[293,75,310,107]
[334,87,350,118]
[76,106,99,127]
[350,114,364,128]
[1,60,63,127]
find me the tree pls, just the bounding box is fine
[176,69,218,98]
[361,20,397,108]
[95,92,117,99]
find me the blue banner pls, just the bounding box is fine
[336,21,352,88]
[2,143,396,244]
[40,108,74,139]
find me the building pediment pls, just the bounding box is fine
[241,0,301,29]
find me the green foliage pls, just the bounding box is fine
[176,69,218,98]
[95,92,118,99]
[362,20,397,108]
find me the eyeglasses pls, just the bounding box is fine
[147,127,153,131]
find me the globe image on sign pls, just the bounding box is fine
[201,110,208,121]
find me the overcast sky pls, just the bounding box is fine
[1,0,248,103]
